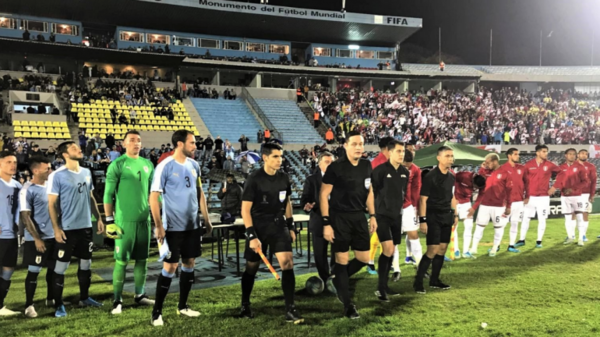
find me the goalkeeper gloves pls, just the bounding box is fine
[105,216,122,239]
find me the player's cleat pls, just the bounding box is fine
[597,234,600,239]
[462,252,476,259]
[240,303,254,319]
[563,238,575,245]
[514,240,525,247]
[488,249,496,257]
[535,242,543,248]
[386,288,401,297]
[413,282,426,294]
[444,256,452,262]
[285,305,304,324]
[79,297,103,307]
[583,235,588,242]
[578,239,584,246]
[404,256,416,265]
[430,281,451,290]
[326,276,337,296]
[344,304,360,319]
[454,250,461,259]
[366,264,377,275]
[0,306,20,316]
[134,294,155,306]
[45,299,71,307]
[177,305,201,317]
[507,247,520,253]
[151,313,164,326]
[375,290,390,302]
[392,271,401,282]
[24,305,37,318]
[55,305,67,318]
[111,301,122,315]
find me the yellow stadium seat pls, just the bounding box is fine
[14,132,22,138]
[52,122,60,127]
[72,107,79,113]
[44,121,52,127]
[60,133,69,139]
[30,126,39,132]
[22,126,31,132]
[22,132,31,138]
[13,121,21,126]
[39,132,47,138]
[39,127,47,132]
[100,134,106,139]
[60,122,67,127]
[31,132,40,138]
[47,133,55,139]
[14,126,22,132]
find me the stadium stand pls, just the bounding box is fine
[191,97,262,142]
[12,119,71,140]
[254,99,323,143]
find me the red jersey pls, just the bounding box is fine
[158,150,174,164]
[553,162,589,196]
[454,171,475,204]
[501,162,525,202]
[474,167,513,208]
[403,163,421,209]
[580,161,597,195]
[523,159,560,198]
[371,152,387,169]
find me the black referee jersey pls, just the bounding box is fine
[322,156,372,212]
[371,161,409,219]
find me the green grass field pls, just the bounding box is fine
[3,217,600,337]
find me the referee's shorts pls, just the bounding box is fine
[376,215,402,245]
[244,216,292,263]
[425,210,454,246]
[331,210,370,253]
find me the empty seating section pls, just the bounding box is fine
[13,120,71,139]
[72,99,199,140]
[254,99,323,144]
[191,98,262,141]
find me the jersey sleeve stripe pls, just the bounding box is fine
[19,182,32,211]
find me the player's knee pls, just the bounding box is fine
[407,231,419,240]
[280,259,294,270]
[181,266,194,273]
[335,253,349,265]
[28,265,43,274]
[245,261,260,275]
[163,263,178,274]
[54,261,69,275]
[381,242,394,256]
[161,269,175,278]
[79,259,92,271]
[115,260,128,268]
[134,259,148,267]
[354,251,370,264]
[1,268,14,280]
[182,258,195,269]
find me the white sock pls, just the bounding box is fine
[565,215,576,239]
[470,225,486,254]
[582,221,589,237]
[369,260,374,265]
[452,223,460,252]
[576,214,587,241]
[520,216,531,241]
[537,217,547,242]
[463,219,474,253]
[509,220,519,246]
[409,239,423,265]
[405,235,411,258]
[392,246,400,272]
[492,226,505,251]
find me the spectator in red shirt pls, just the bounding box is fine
[501,148,526,253]
[577,149,596,241]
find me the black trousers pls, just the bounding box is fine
[312,234,336,282]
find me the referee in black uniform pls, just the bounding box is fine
[371,140,409,302]
[320,131,375,319]
[415,146,458,294]
[300,151,336,286]
[239,143,303,323]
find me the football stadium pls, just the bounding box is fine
[0,0,599,336]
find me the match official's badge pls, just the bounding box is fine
[35,256,42,264]
[166,251,172,260]
[143,166,149,173]
[58,250,64,258]
[543,166,548,172]
[364,178,371,189]
[279,191,286,202]
[261,195,268,204]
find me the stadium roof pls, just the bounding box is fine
[0,0,422,47]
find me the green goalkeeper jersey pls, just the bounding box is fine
[103,155,154,223]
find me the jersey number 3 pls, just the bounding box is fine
[185,176,191,188]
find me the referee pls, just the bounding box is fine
[370,140,409,302]
[415,146,457,294]
[320,131,375,319]
[240,143,303,324]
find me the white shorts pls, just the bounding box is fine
[509,201,524,223]
[581,194,592,213]
[524,196,550,219]
[476,205,508,227]
[457,202,472,220]
[401,205,418,233]
[561,196,585,214]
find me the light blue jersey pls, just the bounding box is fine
[151,156,200,232]
[20,182,54,241]
[0,178,22,239]
[47,166,94,231]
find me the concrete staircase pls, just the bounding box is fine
[183,98,211,138]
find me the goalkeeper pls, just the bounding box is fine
[103,130,155,315]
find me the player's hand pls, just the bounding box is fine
[249,238,262,253]
[323,225,335,243]
[155,226,166,244]
[303,202,315,212]
[290,230,296,243]
[504,207,511,217]
[204,221,213,236]
[524,197,529,205]
[222,188,226,193]
[34,238,46,253]
[369,217,378,235]
[563,188,572,196]
[96,219,104,235]
[467,208,475,219]
[452,215,458,227]
[548,187,557,196]
[590,195,595,203]
[419,222,428,235]
[55,229,67,244]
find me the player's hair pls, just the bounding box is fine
[473,175,487,189]
[404,149,414,163]
[172,129,193,148]
[578,149,588,154]
[0,150,15,159]
[485,153,499,162]
[262,142,283,157]
[506,148,519,157]
[318,151,334,163]
[437,146,452,155]
[378,136,394,149]
[535,144,548,152]
[565,148,577,155]
[29,156,50,171]
[345,131,363,143]
[57,141,76,160]
[386,140,404,152]
[226,173,234,179]
[124,130,140,140]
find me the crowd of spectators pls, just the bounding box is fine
[311,87,600,145]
